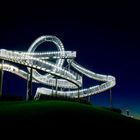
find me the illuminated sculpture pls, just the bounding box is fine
[0,35,116,100]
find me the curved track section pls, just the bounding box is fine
[0,35,116,99]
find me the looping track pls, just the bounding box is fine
[0,35,116,99]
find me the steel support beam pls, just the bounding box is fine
[109,88,112,108]
[0,60,4,97]
[55,77,58,96]
[88,95,91,102]
[28,67,33,100]
[26,72,29,101]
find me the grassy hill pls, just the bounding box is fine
[0,99,140,132]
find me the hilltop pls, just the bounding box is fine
[0,99,140,132]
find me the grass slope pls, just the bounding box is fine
[0,100,140,131]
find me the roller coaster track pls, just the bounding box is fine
[0,35,116,99]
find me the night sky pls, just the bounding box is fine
[0,1,140,119]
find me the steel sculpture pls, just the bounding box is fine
[0,35,116,100]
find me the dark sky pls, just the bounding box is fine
[0,1,140,119]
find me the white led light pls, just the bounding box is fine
[0,35,116,99]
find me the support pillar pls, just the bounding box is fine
[109,88,112,108]
[55,77,58,96]
[68,60,71,92]
[51,86,54,96]
[0,60,4,97]
[28,67,33,100]
[77,86,80,98]
[26,72,29,101]
[88,95,91,102]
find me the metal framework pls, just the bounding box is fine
[0,35,116,100]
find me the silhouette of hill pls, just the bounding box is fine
[0,99,140,135]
